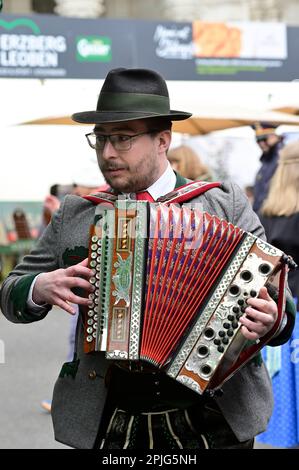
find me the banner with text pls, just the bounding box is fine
[0,13,298,81]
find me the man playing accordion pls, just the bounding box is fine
[0,67,296,450]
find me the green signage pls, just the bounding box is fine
[0,17,41,34]
[76,36,111,62]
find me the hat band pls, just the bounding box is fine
[97,92,170,114]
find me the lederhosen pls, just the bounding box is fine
[94,363,255,450]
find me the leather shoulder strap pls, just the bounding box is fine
[83,191,116,206]
[83,182,221,206]
[157,181,221,205]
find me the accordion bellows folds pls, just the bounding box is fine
[84,200,290,395]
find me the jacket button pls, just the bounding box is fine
[88,370,97,380]
[16,310,22,318]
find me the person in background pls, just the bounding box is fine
[167,145,213,181]
[244,185,254,206]
[257,139,299,448]
[252,122,284,213]
[41,162,108,235]
[0,67,296,449]
[42,188,61,227]
[40,184,74,235]
[72,162,109,198]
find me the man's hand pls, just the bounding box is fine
[239,286,278,340]
[32,258,94,315]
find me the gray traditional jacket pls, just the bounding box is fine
[0,180,296,449]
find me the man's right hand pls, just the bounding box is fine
[32,258,94,315]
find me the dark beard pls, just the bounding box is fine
[98,148,162,193]
[104,173,154,193]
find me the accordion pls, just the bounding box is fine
[84,199,292,395]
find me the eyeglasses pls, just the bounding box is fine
[85,131,157,151]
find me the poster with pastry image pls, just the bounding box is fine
[193,21,287,59]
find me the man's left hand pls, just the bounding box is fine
[239,286,278,340]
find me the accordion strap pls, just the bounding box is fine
[83,181,221,206]
[156,181,221,204]
[83,191,117,205]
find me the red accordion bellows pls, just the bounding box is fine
[140,205,243,366]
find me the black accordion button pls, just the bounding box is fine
[218,330,226,337]
[204,327,215,339]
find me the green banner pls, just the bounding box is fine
[0,12,298,81]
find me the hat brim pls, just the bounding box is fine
[71,110,192,124]
[256,135,268,141]
[256,132,277,141]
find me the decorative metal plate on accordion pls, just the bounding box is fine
[84,200,290,395]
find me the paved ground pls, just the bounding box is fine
[0,306,281,449]
[0,306,70,449]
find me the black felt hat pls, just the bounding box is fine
[72,68,192,124]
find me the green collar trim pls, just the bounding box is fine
[10,273,49,322]
[174,172,188,188]
[10,273,38,312]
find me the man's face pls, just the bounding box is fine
[93,119,170,193]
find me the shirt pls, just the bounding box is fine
[122,162,176,201]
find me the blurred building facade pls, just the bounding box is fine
[3,0,299,25]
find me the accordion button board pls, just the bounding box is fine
[84,201,290,394]
[167,240,283,394]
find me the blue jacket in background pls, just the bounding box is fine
[253,141,283,213]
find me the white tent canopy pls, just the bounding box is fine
[2,78,299,200]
